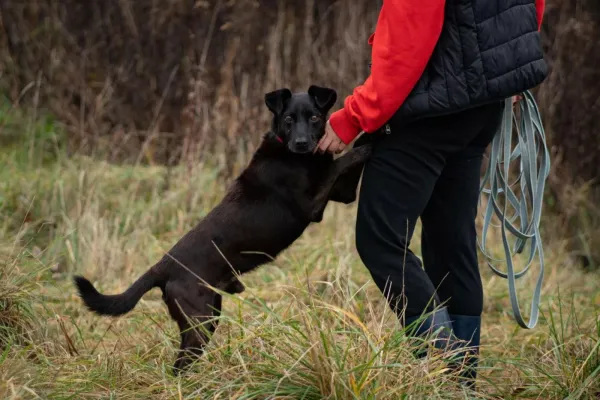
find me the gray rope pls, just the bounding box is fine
[479,91,550,329]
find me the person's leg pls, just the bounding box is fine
[419,143,486,380]
[355,103,503,330]
[355,131,444,323]
[420,101,504,384]
[355,130,456,351]
[420,148,488,315]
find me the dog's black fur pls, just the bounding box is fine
[74,85,371,373]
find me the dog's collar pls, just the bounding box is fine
[275,135,283,143]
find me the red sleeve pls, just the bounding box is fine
[535,0,545,30]
[329,0,446,144]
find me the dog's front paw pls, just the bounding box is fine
[330,190,357,205]
[329,163,364,205]
[352,143,372,159]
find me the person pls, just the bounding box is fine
[317,0,547,387]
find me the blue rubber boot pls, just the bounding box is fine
[449,314,481,388]
[404,307,454,358]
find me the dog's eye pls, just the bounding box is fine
[310,115,320,123]
[284,116,293,124]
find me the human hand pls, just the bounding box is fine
[316,120,347,154]
[512,95,522,106]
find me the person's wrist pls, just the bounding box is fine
[329,109,361,144]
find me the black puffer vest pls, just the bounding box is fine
[389,0,548,124]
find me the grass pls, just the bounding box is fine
[0,105,599,399]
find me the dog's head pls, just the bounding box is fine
[265,85,337,154]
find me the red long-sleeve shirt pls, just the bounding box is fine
[329,0,546,144]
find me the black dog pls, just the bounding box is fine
[74,85,371,373]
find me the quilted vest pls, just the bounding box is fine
[389,0,548,124]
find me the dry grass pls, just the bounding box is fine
[1,101,599,399]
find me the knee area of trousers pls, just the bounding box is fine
[355,220,410,270]
[355,202,411,266]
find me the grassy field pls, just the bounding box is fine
[1,105,599,400]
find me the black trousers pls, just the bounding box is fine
[355,102,504,318]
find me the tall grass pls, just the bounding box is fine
[1,99,600,399]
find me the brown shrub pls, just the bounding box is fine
[535,0,600,267]
[1,0,598,179]
[0,0,379,170]
[538,0,600,186]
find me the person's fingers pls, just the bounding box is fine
[314,136,324,153]
[512,94,523,106]
[318,133,333,153]
[315,131,329,153]
[331,139,341,154]
[319,121,345,154]
[326,138,343,154]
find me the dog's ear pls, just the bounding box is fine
[308,85,337,112]
[265,88,292,115]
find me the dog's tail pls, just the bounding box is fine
[74,268,161,316]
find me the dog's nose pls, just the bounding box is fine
[294,137,309,151]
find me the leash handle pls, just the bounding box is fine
[479,91,550,329]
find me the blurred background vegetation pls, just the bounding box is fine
[1,0,599,264]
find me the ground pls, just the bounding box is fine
[0,106,599,399]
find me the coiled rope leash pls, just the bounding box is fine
[479,91,551,329]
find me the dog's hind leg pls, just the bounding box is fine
[221,276,245,294]
[165,282,222,374]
